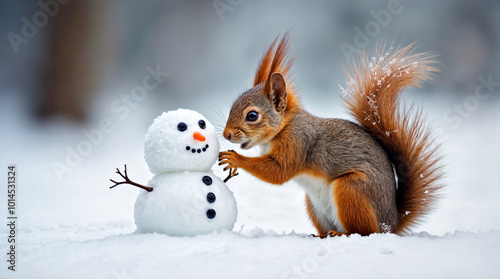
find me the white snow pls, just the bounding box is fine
[3,230,500,279]
[1,91,499,278]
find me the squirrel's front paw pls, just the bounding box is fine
[218,150,241,171]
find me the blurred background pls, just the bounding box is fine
[0,0,499,236]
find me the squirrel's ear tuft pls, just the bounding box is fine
[268,72,287,113]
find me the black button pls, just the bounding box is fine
[207,192,216,203]
[186,146,190,151]
[206,209,216,219]
[197,149,201,153]
[191,149,196,153]
[202,176,212,185]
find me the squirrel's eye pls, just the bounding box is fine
[198,120,206,129]
[177,122,187,132]
[246,111,259,122]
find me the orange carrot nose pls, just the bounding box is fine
[193,131,206,142]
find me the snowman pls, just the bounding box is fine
[110,109,238,237]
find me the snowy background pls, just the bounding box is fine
[1,0,500,278]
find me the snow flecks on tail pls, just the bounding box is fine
[341,43,444,234]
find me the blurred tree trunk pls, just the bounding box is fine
[38,0,115,122]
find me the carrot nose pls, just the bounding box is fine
[193,131,206,142]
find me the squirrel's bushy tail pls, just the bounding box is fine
[342,43,444,234]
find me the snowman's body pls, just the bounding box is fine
[135,172,237,236]
[134,109,237,236]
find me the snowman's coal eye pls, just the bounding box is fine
[198,120,206,129]
[177,122,187,132]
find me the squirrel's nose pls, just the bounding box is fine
[223,129,233,141]
[193,131,206,142]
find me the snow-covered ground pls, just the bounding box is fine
[4,229,500,279]
[1,84,499,278]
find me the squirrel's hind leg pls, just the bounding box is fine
[333,171,380,236]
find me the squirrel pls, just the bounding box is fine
[218,33,443,237]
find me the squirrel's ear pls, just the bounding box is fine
[268,72,287,113]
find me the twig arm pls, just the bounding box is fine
[109,164,153,192]
[223,168,239,183]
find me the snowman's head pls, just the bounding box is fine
[144,109,220,174]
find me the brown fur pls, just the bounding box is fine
[333,171,379,236]
[254,32,294,89]
[220,34,443,236]
[343,43,443,234]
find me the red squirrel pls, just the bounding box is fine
[218,33,443,237]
